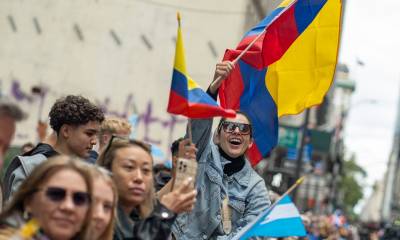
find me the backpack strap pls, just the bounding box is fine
[19,154,47,176]
[2,154,47,201]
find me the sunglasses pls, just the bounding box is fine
[41,187,90,207]
[220,121,252,135]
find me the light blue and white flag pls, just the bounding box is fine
[233,195,306,240]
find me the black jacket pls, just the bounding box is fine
[114,202,176,240]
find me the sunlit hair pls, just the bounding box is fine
[100,117,132,135]
[97,137,155,218]
[88,166,118,240]
[99,117,132,146]
[0,155,94,240]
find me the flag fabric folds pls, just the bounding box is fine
[233,195,306,239]
[219,0,342,165]
[167,16,236,119]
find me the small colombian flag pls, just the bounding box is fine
[167,13,235,119]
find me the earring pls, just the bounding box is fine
[23,210,31,220]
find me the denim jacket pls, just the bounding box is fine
[172,118,271,239]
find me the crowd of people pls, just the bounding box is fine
[0,62,275,239]
[3,62,384,240]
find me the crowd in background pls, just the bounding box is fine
[0,63,275,240]
[0,61,388,239]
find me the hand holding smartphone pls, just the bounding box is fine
[172,157,197,191]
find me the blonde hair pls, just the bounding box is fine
[97,139,155,218]
[99,117,131,138]
[0,155,94,240]
[88,167,118,240]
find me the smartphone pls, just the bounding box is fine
[172,157,197,191]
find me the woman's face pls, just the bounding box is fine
[111,146,153,208]
[25,169,90,240]
[91,178,114,240]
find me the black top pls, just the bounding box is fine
[114,201,176,240]
[219,146,245,176]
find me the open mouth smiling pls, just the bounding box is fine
[229,137,242,146]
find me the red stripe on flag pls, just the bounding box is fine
[187,103,236,118]
[220,52,245,109]
[167,91,188,114]
[263,6,299,65]
[247,144,263,166]
[168,90,236,118]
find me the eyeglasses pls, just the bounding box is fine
[220,121,252,135]
[41,187,90,207]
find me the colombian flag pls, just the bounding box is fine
[167,14,235,119]
[219,0,342,165]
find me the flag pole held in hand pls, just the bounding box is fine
[231,176,306,240]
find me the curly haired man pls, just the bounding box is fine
[3,95,105,200]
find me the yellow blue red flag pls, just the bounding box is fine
[219,0,342,165]
[167,14,235,119]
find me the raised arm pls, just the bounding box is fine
[187,61,234,158]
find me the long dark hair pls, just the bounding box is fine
[97,137,155,218]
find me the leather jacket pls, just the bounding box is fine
[114,201,176,240]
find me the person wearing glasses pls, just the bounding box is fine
[172,61,271,239]
[0,155,93,239]
[3,95,105,201]
[89,166,118,240]
[98,117,132,153]
[86,117,133,164]
[97,137,197,240]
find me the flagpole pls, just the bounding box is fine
[231,176,306,240]
[211,28,267,86]
[232,0,297,65]
[265,176,306,217]
[187,118,193,144]
[232,28,266,65]
[212,0,297,89]
[177,12,193,143]
[177,12,181,27]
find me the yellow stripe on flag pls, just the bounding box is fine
[266,0,341,117]
[174,14,200,91]
[174,25,187,75]
[278,0,295,8]
[188,77,199,90]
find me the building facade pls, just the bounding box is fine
[1,0,257,160]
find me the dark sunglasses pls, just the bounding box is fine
[220,121,252,135]
[41,187,90,207]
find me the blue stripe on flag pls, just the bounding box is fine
[279,195,292,204]
[238,60,278,158]
[171,69,188,98]
[242,217,306,239]
[188,88,219,106]
[294,0,327,33]
[244,7,285,37]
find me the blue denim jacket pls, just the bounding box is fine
[172,118,271,239]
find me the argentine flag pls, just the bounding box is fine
[233,195,306,239]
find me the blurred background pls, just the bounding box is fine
[1,0,400,238]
